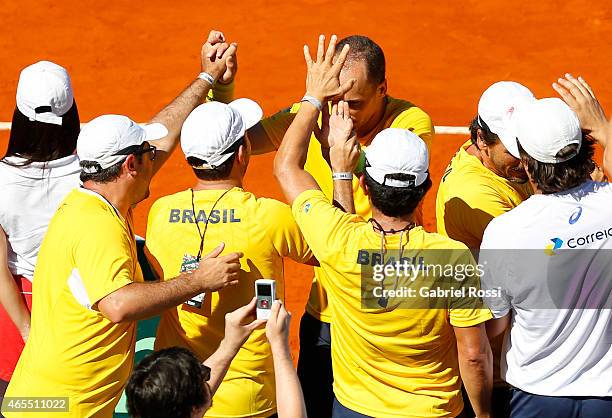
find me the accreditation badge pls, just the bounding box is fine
[181,254,205,309]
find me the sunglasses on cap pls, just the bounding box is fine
[201,363,211,382]
[113,142,157,161]
[364,157,418,187]
[192,137,245,170]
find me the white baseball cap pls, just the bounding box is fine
[512,97,582,164]
[16,61,74,126]
[77,115,168,173]
[181,98,263,169]
[364,128,429,188]
[478,81,536,158]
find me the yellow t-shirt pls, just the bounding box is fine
[146,187,312,418]
[291,189,492,417]
[5,188,143,418]
[436,141,532,249]
[261,96,434,322]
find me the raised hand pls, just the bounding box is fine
[553,74,607,144]
[224,297,266,351]
[329,101,360,173]
[265,300,291,350]
[201,30,237,82]
[194,242,243,292]
[303,34,354,102]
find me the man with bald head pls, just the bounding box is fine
[247,34,434,417]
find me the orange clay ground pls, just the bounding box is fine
[1,0,611,358]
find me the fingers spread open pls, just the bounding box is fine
[303,45,313,68]
[578,76,596,98]
[553,82,577,108]
[317,34,325,62]
[332,44,351,74]
[565,73,589,98]
[336,79,356,98]
[325,34,338,63]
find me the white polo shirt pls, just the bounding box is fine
[0,155,80,280]
[480,180,612,396]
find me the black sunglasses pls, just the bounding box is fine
[113,142,157,161]
[201,363,211,382]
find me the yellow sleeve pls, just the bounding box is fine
[206,80,235,104]
[145,199,164,267]
[443,182,514,248]
[259,104,300,149]
[291,189,359,263]
[73,219,134,307]
[390,106,435,150]
[448,249,493,327]
[263,199,313,264]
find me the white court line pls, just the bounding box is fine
[0,122,469,135]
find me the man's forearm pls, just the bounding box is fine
[99,273,203,323]
[271,343,307,418]
[148,78,212,173]
[274,103,321,204]
[203,338,241,394]
[276,104,319,169]
[458,346,493,417]
[333,179,356,213]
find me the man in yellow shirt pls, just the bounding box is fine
[436,82,535,251]
[146,98,313,418]
[274,35,492,418]
[249,34,434,417]
[3,31,245,418]
[435,82,537,417]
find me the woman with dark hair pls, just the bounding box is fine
[0,61,80,397]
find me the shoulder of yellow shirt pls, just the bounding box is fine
[444,149,520,199]
[418,228,472,251]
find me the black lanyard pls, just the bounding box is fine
[369,218,416,307]
[190,188,232,261]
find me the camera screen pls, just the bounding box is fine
[257,284,272,297]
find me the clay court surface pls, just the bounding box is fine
[1,0,611,357]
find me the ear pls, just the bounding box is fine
[237,144,249,166]
[124,154,138,176]
[476,129,489,153]
[358,174,369,195]
[377,79,387,96]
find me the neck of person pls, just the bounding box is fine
[192,177,243,191]
[83,181,132,218]
[370,207,416,234]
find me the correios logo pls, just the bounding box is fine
[545,237,563,256]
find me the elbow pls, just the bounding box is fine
[273,157,289,182]
[99,296,131,324]
[458,344,491,368]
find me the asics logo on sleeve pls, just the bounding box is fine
[569,206,583,225]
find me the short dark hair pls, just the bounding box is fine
[126,347,210,418]
[79,160,124,183]
[517,135,594,194]
[2,103,80,166]
[336,35,385,84]
[187,153,237,181]
[364,171,432,217]
[469,116,498,147]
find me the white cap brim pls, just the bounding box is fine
[228,98,263,130]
